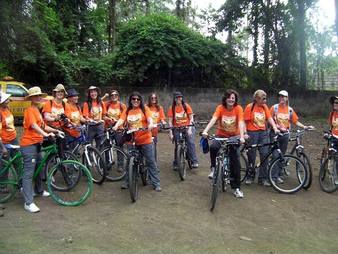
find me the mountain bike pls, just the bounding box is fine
[207,135,241,212]
[241,133,307,194]
[319,131,338,193]
[288,128,314,190]
[99,126,128,182]
[0,135,92,206]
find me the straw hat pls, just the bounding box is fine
[0,92,11,104]
[87,86,101,93]
[25,86,47,99]
[53,83,67,95]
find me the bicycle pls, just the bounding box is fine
[241,132,308,194]
[206,135,241,212]
[65,124,107,184]
[319,131,338,193]
[164,124,195,181]
[99,126,128,182]
[0,135,93,206]
[288,128,315,190]
[126,127,150,202]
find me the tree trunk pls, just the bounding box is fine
[144,0,150,14]
[108,0,117,52]
[263,0,271,72]
[296,0,307,87]
[335,0,338,38]
[252,1,259,67]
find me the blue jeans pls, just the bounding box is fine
[126,143,160,188]
[87,123,104,147]
[173,128,198,166]
[271,132,290,179]
[21,144,44,205]
[247,130,269,181]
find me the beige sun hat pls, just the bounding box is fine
[0,92,12,104]
[25,86,47,99]
[87,85,101,94]
[53,83,67,95]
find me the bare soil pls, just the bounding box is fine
[1,120,338,254]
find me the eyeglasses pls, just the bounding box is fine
[111,93,118,96]
[261,97,266,100]
[132,97,140,101]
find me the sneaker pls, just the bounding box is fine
[208,167,215,179]
[192,163,199,169]
[276,177,284,184]
[34,190,50,197]
[24,203,40,213]
[245,178,254,185]
[334,179,338,185]
[262,180,271,187]
[120,182,129,189]
[0,210,4,217]
[154,186,162,192]
[173,165,178,171]
[233,188,244,198]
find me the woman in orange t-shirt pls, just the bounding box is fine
[113,92,161,192]
[146,93,166,162]
[20,87,63,213]
[202,89,245,198]
[243,89,279,186]
[82,86,106,147]
[328,95,338,184]
[167,91,198,170]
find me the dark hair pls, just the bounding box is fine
[222,89,239,108]
[86,88,102,111]
[147,93,160,111]
[171,92,187,123]
[126,91,146,116]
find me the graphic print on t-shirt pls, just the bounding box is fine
[107,108,120,121]
[5,115,15,131]
[276,112,289,128]
[91,106,102,121]
[254,112,266,128]
[175,111,187,124]
[127,113,143,129]
[221,115,236,132]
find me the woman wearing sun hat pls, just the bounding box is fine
[20,86,64,213]
[82,86,106,147]
[43,83,68,128]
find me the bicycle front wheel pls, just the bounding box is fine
[0,164,18,203]
[296,152,312,190]
[210,158,222,212]
[101,146,127,182]
[128,156,139,202]
[47,160,93,206]
[239,152,248,182]
[177,144,187,181]
[319,156,338,193]
[83,146,107,184]
[268,155,307,194]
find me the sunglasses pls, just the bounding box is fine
[261,97,266,100]
[334,101,338,104]
[132,97,140,101]
[151,97,157,99]
[111,93,119,96]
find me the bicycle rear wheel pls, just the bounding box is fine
[296,152,312,190]
[210,158,222,212]
[45,152,81,191]
[319,156,338,193]
[269,155,307,194]
[47,160,93,206]
[128,156,139,202]
[101,146,127,182]
[177,145,187,181]
[83,146,107,184]
[0,164,18,203]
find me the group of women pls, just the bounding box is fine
[0,84,336,213]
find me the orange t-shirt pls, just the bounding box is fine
[20,106,44,147]
[167,103,193,127]
[64,103,82,138]
[329,111,338,136]
[148,105,165,137]
[0,108,17,144]
[270,104,298,130]
[244,103,272,131]
[43,100,65,128]
[105,101,127,127]
[120,106,152,145]
[82,101,106,121]
[213,105,244,137]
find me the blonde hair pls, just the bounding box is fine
[253,89,266,101]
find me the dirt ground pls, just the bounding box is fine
[1,120,338,254]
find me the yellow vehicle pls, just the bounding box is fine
[0,76,30,121]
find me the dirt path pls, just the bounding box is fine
[1,122,338,254]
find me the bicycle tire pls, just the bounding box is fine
[239,152,248,182]
[0,164,18,203]
[177,144,187,181]
[140,156,148,186]
[210,158,222,212]
[45,151,81,191]
[319,156,338,193]
[83,145,107,184]
[47,160,93,206]
[268,155,307,194]
[100,146,127,182]
[128,156,139,202]
[297,152,312,190]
